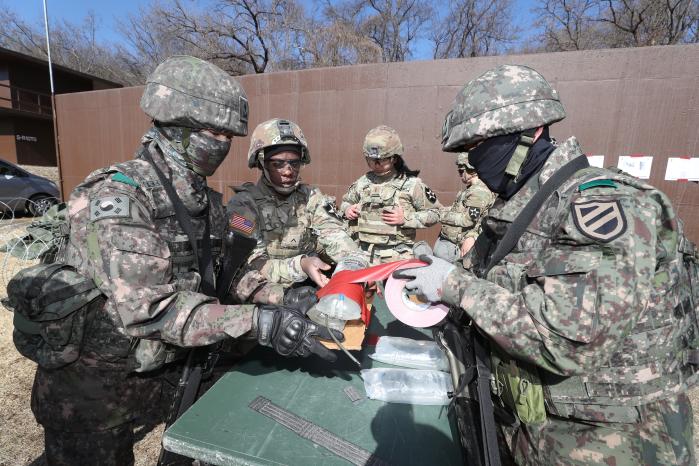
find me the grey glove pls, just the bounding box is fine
[412,240,433,258]
[254,305,343,362]
[392,254,455,303]
[283,286,318,314]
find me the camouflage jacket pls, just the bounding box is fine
[447,137,698,423]
[227,177,361,304]
[439,177,495,244]
[340,172,441,248]
[61,143,256,352]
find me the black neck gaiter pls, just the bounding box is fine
[468,127,555,199]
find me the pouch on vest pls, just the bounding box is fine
[493,349,546,424]
[4,263,103,369]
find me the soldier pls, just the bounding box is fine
[395,65,698,465]
[340,125,441,264]
[24,57,342,465]
[226,118,366,305]
[433,152,495,262]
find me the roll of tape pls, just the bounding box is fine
[384,264,449,328]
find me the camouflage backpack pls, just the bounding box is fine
[2,204,104,369]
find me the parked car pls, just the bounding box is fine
[0,159,60,216]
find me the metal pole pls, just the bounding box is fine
[43,0,64,199]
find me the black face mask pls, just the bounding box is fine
[468,128,555,199]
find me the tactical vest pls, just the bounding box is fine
[440,189,470,243]
[237,182,316,259]
[479,167,699,424]
[356,176,416,246]
[70,159,222,372]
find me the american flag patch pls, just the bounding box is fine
[230,214,255,235]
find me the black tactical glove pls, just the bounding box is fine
[283,286,318,314]
[254,305,343,362]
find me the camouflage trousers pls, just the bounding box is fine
[505,393,695,466]
[44,424,134,466]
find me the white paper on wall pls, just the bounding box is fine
[617,155,653,179]
[586,155,605,168]
[663,157,699,181]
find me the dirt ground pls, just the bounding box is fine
[0,166,698,464]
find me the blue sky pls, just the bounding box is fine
[6,0,540,60]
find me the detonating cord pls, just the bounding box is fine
[325,315,361,368]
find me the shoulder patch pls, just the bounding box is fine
[89,196,131,221]
[424,186,437,203]
[229,213,255,236]
[111,172,139,188]
[323,201,342,220]
[571,200,627,242]
[468,206,482,221]
[578,179,617,191]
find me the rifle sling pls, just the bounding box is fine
[141,147,216,296]
[483,155,589,276]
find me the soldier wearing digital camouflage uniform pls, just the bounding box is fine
[226,118,366,304]
[341,125,441,264]
[24,56,343,465]
[395,65,699,465]
[434,152,495,262]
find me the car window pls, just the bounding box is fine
[0,162,24,177]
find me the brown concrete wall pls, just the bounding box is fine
[0,119,17,163]
[55,44,699,242]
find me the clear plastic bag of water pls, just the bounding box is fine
[360,368,453,405]
[369,336,449,371]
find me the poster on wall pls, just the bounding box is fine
[586,155,605,168]
[664,157,699,181]
[617,155,653,179]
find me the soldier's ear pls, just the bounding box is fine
[532,126,545,143]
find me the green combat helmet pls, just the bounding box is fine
[140,55,249,176]
[363,125,403,159]
[441,64,566,179]
[247,118,310,168]
[455,152,473,170]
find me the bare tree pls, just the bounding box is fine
[0,8,132,84]
[537,0,604,50]
[536,0,698,51]
[323,0,433,62]
[599,0,698,46]
[290,15,383,67]
[431,0,519,58]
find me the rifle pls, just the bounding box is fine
[435,313,503,466]
[157,229,257,465]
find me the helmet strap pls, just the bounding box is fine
[504,128,537,182]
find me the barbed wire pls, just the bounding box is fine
[0,197,63,290]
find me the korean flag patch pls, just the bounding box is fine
[89,196,131,221]
[424,186,437,203]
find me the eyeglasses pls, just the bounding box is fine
[365,157,394,165]
[266,159,303,170]
[457,167,475,175]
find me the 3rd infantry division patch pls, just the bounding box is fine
[571,200,627,243]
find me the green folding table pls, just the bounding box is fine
[162,298,464,465]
